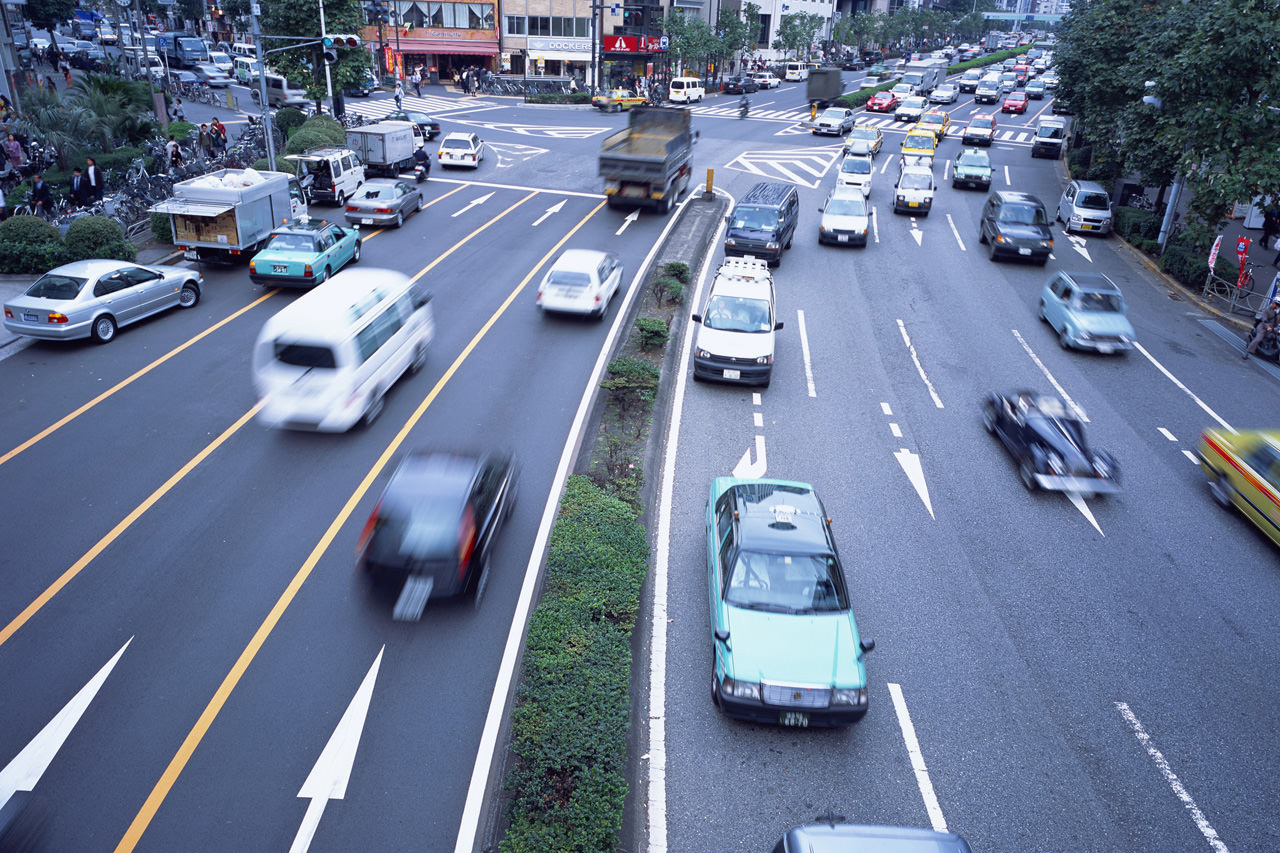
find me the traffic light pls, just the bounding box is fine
[324,35,362,48]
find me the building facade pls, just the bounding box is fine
[360,0,500,81]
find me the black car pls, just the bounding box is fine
[384,109,441,140]
[722,75,759,95]
[982,391,1120,495]
[840,58,863,70]
[357,450,516,617]
[978,190,1054,264]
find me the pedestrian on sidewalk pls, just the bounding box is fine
[165,135,183,173]
[1244,297,1280,359]
[197,123,214,159]
[29,173,51,219]
[394,80,404,109]
[171,97,185,122]
[411,69,422,98]
[85,156,104,201]
[69,167,90,205]
[4,133,22,172]
[210,117,227,155]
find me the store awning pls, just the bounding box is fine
[527,50,590,61]
[395,39,499,55]
[149,200,234,217]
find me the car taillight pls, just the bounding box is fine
[48,313,69,324]
[248,261,256,272]
[374,208,392,214]
[458,504,476,580]
[3,308,11,319]
[346,205,358,211]
[355,502,380,557]
[303,264,313,277]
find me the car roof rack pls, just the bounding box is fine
[716,257,772,283]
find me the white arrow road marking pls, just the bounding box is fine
[896,319,944,408]
[451,191,494,218]
[893,448,935,519]
[289,646,385,853]
[732,435,767,478]
[1011,329,1089,422]
[1067,233,1092,261]
[615,209,640,236]
[0,638,132,810]
[1066,491,1103,535]
[532,199,566,226]
[946,213,966,250]
[909,218,923,246]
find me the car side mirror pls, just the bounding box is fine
[691,313,703,323]
[714,628,730,644]
[724,214,731,225]
[860,638,875,655]
[774,321,784,330]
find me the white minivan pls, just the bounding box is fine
[253,268,435,431]
[668,77,705,103]
[783,62,809,81]
[691,257,783,387]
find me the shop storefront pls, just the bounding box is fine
[511,36,590,79]
[361,7,499,82]
[600,35,667,90]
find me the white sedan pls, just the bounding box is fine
[930,83,959,104]
[536,249,623,319]
[750,72,780,89]
[438,132,486,169]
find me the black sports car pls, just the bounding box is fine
[982,391,1120,495]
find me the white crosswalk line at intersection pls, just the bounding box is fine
[346,94,487,118]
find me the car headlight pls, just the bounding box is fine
[695,348,711,359]
[1070,214,1082,222]
[721,676,760,701]
[897,195,906,203]
[755,355,773,365]
[766,241,779,249]
[725,237,736,246]
[832,688,868,706]
[1048,452,1066,474]
[1041,240,1053,248]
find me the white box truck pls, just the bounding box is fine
[901,59,948,96]
[150,169,308,264]
[344,121,424,178]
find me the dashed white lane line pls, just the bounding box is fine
[890,422,903,438]
[1116,702,1230,853]
[881,402,893,415]
[946,213,966,251]
[889,683,949,833]
[1134,341,1234,433]
[872,206,880,243]
[897,319,945,408]
[1183,449,1200,464]
[1158,427,1178,441]
[1003,164,1012,186]
[1011,329,1089,422]
[754,412,763,427]
[753,392,762,405]
[797,309,817,398]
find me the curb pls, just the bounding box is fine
[1117,235,1254,331]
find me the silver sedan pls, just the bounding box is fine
[2,259,203,344]
[343,179,424,229]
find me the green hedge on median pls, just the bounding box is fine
[501,475,650,853]
[526,92,592,105]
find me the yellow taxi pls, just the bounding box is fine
[900,130,938,159]
[592,89,646,112]
[915,109,951,141]
[1198,429,1280,547]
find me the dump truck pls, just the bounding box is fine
[806,68,844,109]
[344,121,424,178]
[150,169,307,264]
[902,58,948,96]
[598,107,695,214]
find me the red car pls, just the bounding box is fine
[1002,91,1028,114]
[866,91,899,112]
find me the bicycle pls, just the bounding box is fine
[124,157,151,184]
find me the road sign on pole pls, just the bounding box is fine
[659,35,668,50]
[157,36,168,48]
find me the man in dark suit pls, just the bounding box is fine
[85,156,104,201]
[69,167,90,205]
[29,173,51,218]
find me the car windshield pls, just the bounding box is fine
[26,273,87,300]
[703,295,772,332]
[820,109,845,120]
[266,233,316,252]
[841,158,872,174]
[1073,292,1123,312]
[1078,191,1110,210]
[900,172,932,190]
[726,550,848,612]
[920,114,943,125]
[999,203,1048,225]
[826,196,867,216]
[731,205,778,231]
[546,270,592,289]
[903,98,926,109]
[850,128,877,140]
[905,135,936,151]
[957,151,988,167]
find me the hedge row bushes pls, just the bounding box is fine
[527,92,593,105]
[502,475,649,853]
[0,215,134,274]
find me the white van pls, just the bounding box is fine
[233,56,262,84]
[783,62,809,81]
[253,268,435,432]
[691,257,783,387]
[230,42,256,58]
[253,72,310,108]
[668,77,705,103]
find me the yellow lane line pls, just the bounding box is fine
[115,196,606,851]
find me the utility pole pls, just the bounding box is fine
[249,3,277,171]
[317,0,334,106]
[136,0,166,128]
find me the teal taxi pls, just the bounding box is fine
[1198,429,1280,548]
[707,477,874,727]
[249,219,361,287]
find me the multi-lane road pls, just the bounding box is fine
[2,65,1278,853]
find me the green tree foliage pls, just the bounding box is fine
[833,10,881,52]
[772,12,823,59]
[27,0,75,31]
[261,0,371,97]
[1055,0,1280,225]
[664,10,718,76]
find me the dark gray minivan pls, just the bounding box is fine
[724,181,800,267]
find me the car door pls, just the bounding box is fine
[1042,275,1069,331]
[92,269,149,324]
[315,229,338,273]
[709,490,736,633]
[1238,444,1280,542]
[469,459,503,572]
[125,265,176,317]
[1058,183,1076,222]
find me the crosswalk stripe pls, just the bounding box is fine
[347,94,486,117]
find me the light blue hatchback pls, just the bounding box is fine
[1039,271,1135,354]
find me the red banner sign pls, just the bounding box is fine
[602,35,664,53]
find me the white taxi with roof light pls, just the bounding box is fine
[691,257,783,387]
[438,132,486,168]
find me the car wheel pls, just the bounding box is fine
[1019,460,1038,491]
[710,643,722,708]
[352,241,361,263]
[91,314,116,344]
[988,240,999,261]
[1207,471,1234,508]
[1059,328,1072,349]
[978,227,988,245]
[409,343,427,374]
[416,195,424,212]
[178,284,199,308]
[1038,300,1047,321]
[335,190,346,207]
[318,265,330,284]
[982,401,998,433]
[394,211,403,228]
[362,390,383,428]
[1036,256,1049,266]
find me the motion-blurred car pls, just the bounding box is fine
[385,109,441,140]
[836,153,874,195]
[1038,271,1135,353]
[915,108,951,140]
[812,107,854,135]
[895,95,928,122]
[357,450,517,611]
[591,88,646,111]
[818,186,870,247]
[842,124,883,157]
[1002,91,1029,113]
[191,64,232,87]
[248,219,361,286]
[207,50,234,73]
[962,113,998,146]
[952,147,992,190]
[343,69,379,97]
[3,260,202,344]
[930,82,959,103]
[1198,430,1280,547]
[866,63,892,79]
[891,82,915,98]
[535,248,623,319]
[982,391,1121,495]
[97,27,118,45]
[979,191,1053,264]
[1041,72,1059,89]
[771,821,972,853]
[344,178,424,229]
[750,71,779,89]
[438,131,485,168]
[866,90,899,112]
[707,477,874,726]
[958,69,984,93]
[722,75,759,95]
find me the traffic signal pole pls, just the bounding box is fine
[317,0,334,105]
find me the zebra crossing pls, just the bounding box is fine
[689,105,1040,145]
[345,93,489,120]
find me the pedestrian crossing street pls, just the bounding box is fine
[689,105,1039,145]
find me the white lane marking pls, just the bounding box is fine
[908,218,923,246]
[752,392,762,405]
[888,683,948,832]
[0,638,132,811]
[881,402,893,415]
[753,412,763,427]
[454,182,699,853]
[290,646,385,853]
[872,207,880,243]
[646,197,729,853]
[531,199,566,226]
[1183,449,1200,464]
[451,191,494,218]
[1003,164,1012,185]
[733,434,768,478]
[1066,491,1103,535]
[890,422,903,438]
[942,159,951,181]
[1011,329,1089,422]
[894,448,935,518]
[615,208,640,235]
[1115,702,1230,853]
[1133,341,1234,433]
[897,319,945,408]
[796,309,817,398]
[428,175,607,199]
[946,213,966,251]
[1158,427,1177,441]
[879,156,892,175]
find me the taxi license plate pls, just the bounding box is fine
[273,264,288,273]
[723,369,741,380]
[361,218,373,225]
[838,235,848,242]
[1018,247,1032,255]
[184,249,198,260]
[909,201,919,207]
[1097,344,1114,354]
[780,712,809,727]
[1081,224,1093,230]
[22,312,37,323]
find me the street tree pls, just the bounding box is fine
[664,11,718,77]
[26,0,76,32]
[771,12,823,60]
[833,10,880,54]
[260,0,371,99]
[714,5,754,77]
